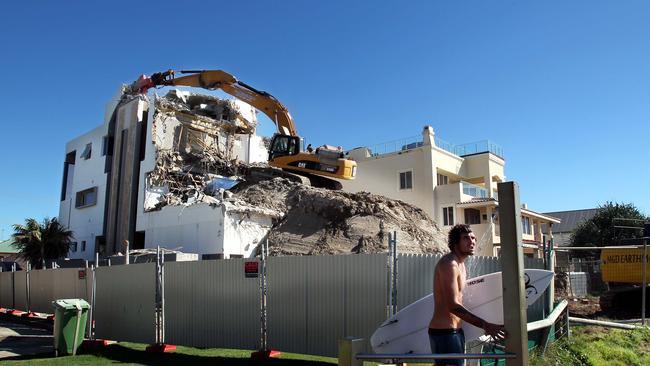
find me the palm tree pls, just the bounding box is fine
[11,218,73,269]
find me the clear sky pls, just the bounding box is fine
[1,1,649,240]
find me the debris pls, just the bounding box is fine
[142,89,448,255]
[231,178,448,255]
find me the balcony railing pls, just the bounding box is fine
[462,181,488,198]
[367,135,422,156]
[435,137,504,159]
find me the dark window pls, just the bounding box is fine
[75,187,98,208]
[81,241,86,252]
[102,136,114,156]
[71,242,78,253]
[399,171,413,190]
[60,151,76,201]
[443,206,454,226]
[80,143,92,160]
[522,216,532,235]
[464,208,481,225]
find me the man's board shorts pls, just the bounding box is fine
[428,328,465,366]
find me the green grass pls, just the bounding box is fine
[1,343,346,366]
[530,326,650,366]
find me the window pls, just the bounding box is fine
[71,242,78,252]
[443,206,454,226]
[399,171,413,190]
[464,208,481,225]
[522,216,531,235]
[80,143,92,160]
[81,241,86,252]
[437,173,448,185]
[102,136,114,156]
[75,187,98,208]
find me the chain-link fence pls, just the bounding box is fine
[554,244,649,323]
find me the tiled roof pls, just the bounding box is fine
[456,198,498,205]
[541,208,599,234]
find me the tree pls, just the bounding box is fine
[571,202,647,247]
[11,217,73,269]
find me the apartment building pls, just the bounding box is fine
[59,89,273,260]
[342,126,560,257]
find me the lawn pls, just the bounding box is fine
[1,343,349,366]
[530,325,650,366]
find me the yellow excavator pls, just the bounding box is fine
[131,69,356,190]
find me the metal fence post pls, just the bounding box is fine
[642,237,647,326]
[386,231,397,318]
[11,263,15,310]
[26,262,31,313]
[259,238,268,351]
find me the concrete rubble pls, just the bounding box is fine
[144,90,448,256]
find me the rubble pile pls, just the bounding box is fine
[231,178,448,255]
[145,90,448,255]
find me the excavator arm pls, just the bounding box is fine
[131,68,357,189]
[134,69,297,136]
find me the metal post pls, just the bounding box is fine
[161,247,165,343]
[26,262,31,313]
[154,246,163,345]
[387,232,393,318]
[11,263,15,310]
[642,238,647,326]
[124,240,130,265]
[392,231,398,317]
[259,239,268,351]
[497,182,529,366]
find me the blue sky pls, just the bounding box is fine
[1,1,649,239]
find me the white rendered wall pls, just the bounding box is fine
[341,147,435,218]
[223,209,275,258]
[58,124,108,260]
[141,203,226,255]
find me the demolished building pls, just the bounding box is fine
[59,87,448,260]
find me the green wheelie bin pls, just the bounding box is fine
[52,299,90,356]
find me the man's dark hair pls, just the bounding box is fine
[448,224,473,250]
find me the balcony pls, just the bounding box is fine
[461,181,488,199]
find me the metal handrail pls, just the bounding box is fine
[356,352,516,362]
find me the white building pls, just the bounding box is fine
[342,126,560,257]
[59,89,274,260]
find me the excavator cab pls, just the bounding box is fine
[269,134,302,160]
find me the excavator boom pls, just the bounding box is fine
[131,69,356,189]
[141,69,297,136]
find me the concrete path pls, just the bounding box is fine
[0,317,53,358]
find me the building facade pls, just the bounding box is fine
[59,89,273,260]
[342,126,560,257]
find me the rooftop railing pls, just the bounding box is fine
[435,137,504,158]
[364,135,504,158]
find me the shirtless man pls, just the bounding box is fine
[429,224,506,366]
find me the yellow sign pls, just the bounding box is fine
[601,249,650,284]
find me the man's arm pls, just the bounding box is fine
[438,261,507,340]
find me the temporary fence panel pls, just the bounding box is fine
[267,254,387,358]
[13,271,27,311]
[396,254,501,312]
[29,268,93,313]
[164,259,259,349]
[556,246,648,322]
[94,263,156,344]
[0,272,14,309]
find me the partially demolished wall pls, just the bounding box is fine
[118,89,447,257]
[144,90,262,211]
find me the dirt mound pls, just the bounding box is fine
[231,178,448,255]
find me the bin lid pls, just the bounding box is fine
[52,298,90,310]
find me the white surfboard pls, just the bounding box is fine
[370,269,553,354]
